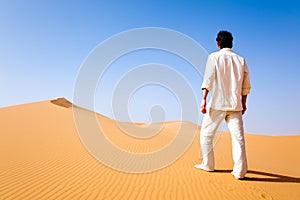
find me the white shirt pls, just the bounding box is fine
[201,48,251,111]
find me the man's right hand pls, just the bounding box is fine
[242,104,247,115]
[241,95,248,115]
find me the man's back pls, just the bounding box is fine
[202,48,250,111]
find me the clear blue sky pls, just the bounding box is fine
[1,0,300,135]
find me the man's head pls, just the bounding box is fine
[216,30,233,49]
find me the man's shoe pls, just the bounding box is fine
[231,171,245,180]
[194,164,214,172]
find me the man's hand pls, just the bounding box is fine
[200,99,207,114]
[201,88,209,114]
[242,104,247,115]
[241,95,248,115]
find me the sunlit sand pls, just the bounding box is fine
[0,98,299,199]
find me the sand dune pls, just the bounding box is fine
[0,98,299,199]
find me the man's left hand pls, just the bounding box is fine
[200,100,207,114]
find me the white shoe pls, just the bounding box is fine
[231,171,245,180]
[194,164,214,172]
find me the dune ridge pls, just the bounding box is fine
[50,97,73,108]
[0,98,299,199]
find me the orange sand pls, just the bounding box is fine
[0,98,299,200]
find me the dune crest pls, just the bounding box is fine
[50,97,73,108]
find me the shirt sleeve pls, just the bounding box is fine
[201,55,215,91]
[241,59,251,95]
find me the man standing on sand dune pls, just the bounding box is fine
[195,30,251,180]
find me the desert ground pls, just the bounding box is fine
[0,98,299,200]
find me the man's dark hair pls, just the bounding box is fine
[216,30,233,49]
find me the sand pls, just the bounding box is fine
[0,98,299,200]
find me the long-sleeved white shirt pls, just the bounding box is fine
[201,48,251,111]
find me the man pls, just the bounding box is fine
[194,30,251,180]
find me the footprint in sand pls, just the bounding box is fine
[250,186,273,200]
[209,179,273,200]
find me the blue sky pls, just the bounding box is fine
[1,0,300,135]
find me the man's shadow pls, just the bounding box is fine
[214,169,300,183]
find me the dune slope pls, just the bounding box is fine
[0,98,299,200]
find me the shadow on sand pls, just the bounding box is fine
[214,169,300,183]
[50,98,73,108]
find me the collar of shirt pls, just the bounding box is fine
[220,48,232,52]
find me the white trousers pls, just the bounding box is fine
[200,109,248,178]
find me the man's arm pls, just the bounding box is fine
[241,59,251,115]
[241,95,247,115]
[200,88,209,114]
[200,56,215,114]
